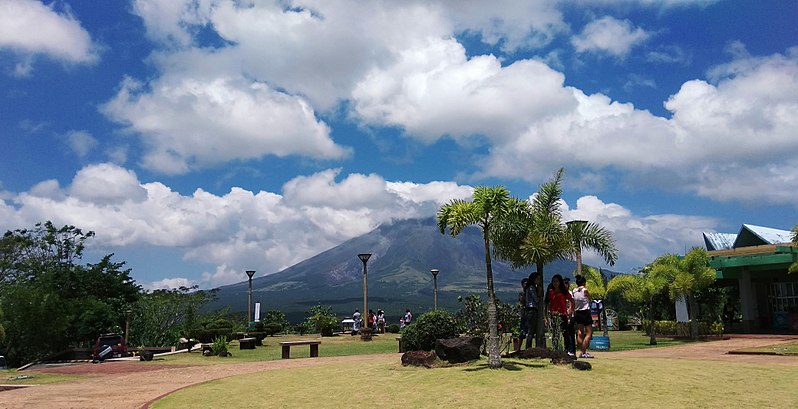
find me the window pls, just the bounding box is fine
[769,282,798,313]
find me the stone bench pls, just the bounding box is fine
[279,341,320,359]
[239,337,257,350]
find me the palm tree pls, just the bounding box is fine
[565,220,618,277]
[583,266,610,337]
[607,266,669,345]
[437,186,522,369]
[653,248,717,340]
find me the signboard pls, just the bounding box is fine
[254,302,261,322]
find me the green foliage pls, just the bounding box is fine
[455,294,519,336]
[386,323,400,333]
[262,310,290,335]
[400,310,459,351]
[0,222,140,367]
[641,320,725,337]
[209,336,229,357]
[130,286,218,347]
[304,304,338,336]
[584,266,608,300]
[262,323,282,336]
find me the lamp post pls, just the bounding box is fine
[358,253,372,333]
[566,220,588,276]
[430,269,440,310]
[246,270,256,325]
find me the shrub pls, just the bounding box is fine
[316,315,339,337]
[386,324,400,333]
[245,331,266,345]
[400,310,459,351]
[210,336,229,357]
[262,322,282,336]
[190,328,233,343]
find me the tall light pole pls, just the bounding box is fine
[430,269,440,310]
[246,270,256,325]
[358,253,371,333]
[566,220,588,276]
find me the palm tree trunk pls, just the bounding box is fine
[689,295,699,341]
[536,262,546,348]
[483,229,501,368]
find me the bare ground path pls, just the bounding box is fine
[3,335,797,409]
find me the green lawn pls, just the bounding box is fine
[153,333,400,365]
[1,369,82,385]
[151,354,798,409]
[732,341,798,355]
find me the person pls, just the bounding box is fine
[524,272,543,349]
[518,278,529,343]
[368,309,377,331]
[352,309,362,332]
[545,274,573,352]
[572,275,594,358]
[404,309,413,325]
[563,277,576,356]
[377,309,386,333]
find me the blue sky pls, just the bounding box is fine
[1,0,796,289]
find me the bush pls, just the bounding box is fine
[190,328,233,343]
[316,315,339,337]
[209,336,229,357]
[262,322,282,336]
[386,324,400,333]
[400,310,459,351]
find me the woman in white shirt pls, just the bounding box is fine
[572,275,594,358]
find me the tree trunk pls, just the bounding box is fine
[535,262,546,348]
[483,228,501,369]
[689,295,699,341]
[648,298,657,345]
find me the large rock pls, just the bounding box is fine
[401,351,437,368]
[435,336,483,364]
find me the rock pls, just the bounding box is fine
[549,351,575,365]
[139,350,154,361]
[401,351,437,368]
[572,361,592,370]
[514,347,553,359]
[435,336,483,364]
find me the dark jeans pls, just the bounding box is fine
[563,317,576,354]
[524,307,538,349]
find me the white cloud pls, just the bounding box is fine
[146,277,196,291]
[572,16,650,57]
[68,163,148,205]
[65,130,98,158]
[0,0,97,66]
[102,76,350,175]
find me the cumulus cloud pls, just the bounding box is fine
[571,16,650,57]
[0,0,97,68]
[65,130,98,158]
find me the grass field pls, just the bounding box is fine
[1,369,81,385]
[151,354,798,409]
[733,341,798,355]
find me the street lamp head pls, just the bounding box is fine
[430,268,439,277]
[566,219,588,227]
[246,270,256,279]
[358,253,372,263]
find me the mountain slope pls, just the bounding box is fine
[210,218,577,322]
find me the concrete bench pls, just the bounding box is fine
[239,337,257,350]
[279,341,320,359]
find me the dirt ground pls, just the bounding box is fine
[2,335,797,409]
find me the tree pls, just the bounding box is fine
[607,267,669,345]
[0,222,140,366]
[651,248,717,340]
[437,186,522,368]
[130,286,217,347]
[566,220,618,277]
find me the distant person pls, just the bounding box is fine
[377,309,386,333]
[573,275,594,358]
[368,309,377,331]
[404,309,413,325]
[353,309,362,332]
[545,274,573,352]
[564,277,576,356]
[524,272,543,349]
[519,278,529,345]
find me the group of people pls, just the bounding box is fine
[352,308,389,333]
[519,272,594,359]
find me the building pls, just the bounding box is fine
[704,224,798,333]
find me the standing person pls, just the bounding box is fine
[545,274,573,352]
[377,309,386,333]
[404,309,413,325]
[572,275,594,358]
[524,272,543,349]
[564,277,576,356]
[352,309,362,332]
[518,278,529,344]
[368,309,377,331]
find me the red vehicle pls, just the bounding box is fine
[92,333,127,360]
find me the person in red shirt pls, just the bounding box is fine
[545,274,573,352]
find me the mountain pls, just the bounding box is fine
[209,218,577,323]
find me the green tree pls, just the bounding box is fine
[607,266,669,345]
[566,220,618,277]
[304,304,338,336]
[437,186,522,368]
[654,248,717,340]
[130,286,217,347]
